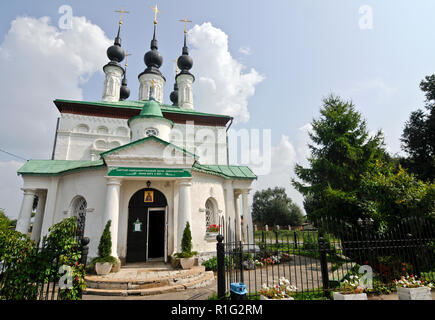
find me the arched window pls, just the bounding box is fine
[70,197,87,240]
[205,199,216,228]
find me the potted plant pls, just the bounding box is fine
[259,277,297,300]
[395,274,433,300]
[333,275,367,300]
[174,222,198,269]
[206,224,220,235]
[91,220,118,275]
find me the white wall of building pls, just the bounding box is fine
[54,113,228,165]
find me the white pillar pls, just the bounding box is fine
[224,180,235,241]
[176,73,194,110]
[16,188,36,235]
[178,180,192,252]
[242,189,253,243]
[234,192,242,242]
[102,64,124,102]
[31,191,46,243]
[40,177,59,239]
[103,177,121,258]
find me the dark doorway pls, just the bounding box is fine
[126,188,167,263]
[147,209,165,259]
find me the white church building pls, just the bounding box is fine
[15,16,256,265]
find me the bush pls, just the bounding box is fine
[201,256,234,271]
[91,220,117,265]
[0,216,86,300]
[175,222,197,258]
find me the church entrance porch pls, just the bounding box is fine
[126,188,168,263]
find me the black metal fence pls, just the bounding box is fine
[216,216,435,299]
[0,236,89,300]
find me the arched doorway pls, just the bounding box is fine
[126,188,168,263]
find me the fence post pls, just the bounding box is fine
[318,235,329,298]
[239,240,244,283]
[216,234,226,300]
[80,237,90,267]
[407,233,421,277]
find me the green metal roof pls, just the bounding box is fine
[54,99,232,119]
[193,163,257,180]
[16,158,256,180]
[17,160,105,176]
[100,135,199,159]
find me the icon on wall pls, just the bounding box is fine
[144,190,154,203]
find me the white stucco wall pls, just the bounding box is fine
[54,113,228,165]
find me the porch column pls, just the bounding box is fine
[16,188,36,235]
[242,189,253,244]
[178,180,192,251]
[224,180,235,241]
[103,177,121,258]
[31,191,47,243]
[234,191,242,242]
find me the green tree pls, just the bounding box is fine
[401,75,435,182]
[98,220,112,259]
[0,209,16,231]
[252,187,304,226]
[292,95,387,223]
[358,161,435,229]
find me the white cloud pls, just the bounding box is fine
[0,15,111,218]
[251,135,306,212]
[0,161,24,219]
[0,15,111,159]
[239,46,252,55]
[189,23,264,123]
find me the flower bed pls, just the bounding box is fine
[259,277,297,300]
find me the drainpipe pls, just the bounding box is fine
[226,117,233,165]
[51,117,60,160]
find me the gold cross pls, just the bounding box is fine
[125,52,132,68]
[151,4,161,24]
[115,7,130,25]
[172,58,179,74]
[179,17,192,34]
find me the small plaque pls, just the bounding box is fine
[144,191,154,203]
[133,219,142,232]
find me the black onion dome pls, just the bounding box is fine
[177,54,192,71]
[169,83,179,106]
[176,34,194,81]
[139,25,165,80]
[120,74,130,100]
[144,48,163,68]
[120,84,130,101]
[107,26,125,63]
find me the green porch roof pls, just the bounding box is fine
[17,159,256,180]
[17,160,105,176]
[54,99,232,119]
[193,163,257,180]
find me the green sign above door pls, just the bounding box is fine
[108,167,192,178]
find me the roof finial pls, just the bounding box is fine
[115,6,130,26]
[151,4,161,25]
[172,58,179,75]
[179,17,192,34]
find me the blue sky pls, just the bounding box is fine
[1,0,435,217]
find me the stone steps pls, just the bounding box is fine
[84,267,215,296]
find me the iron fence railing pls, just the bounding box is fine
[216,216,435,300]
